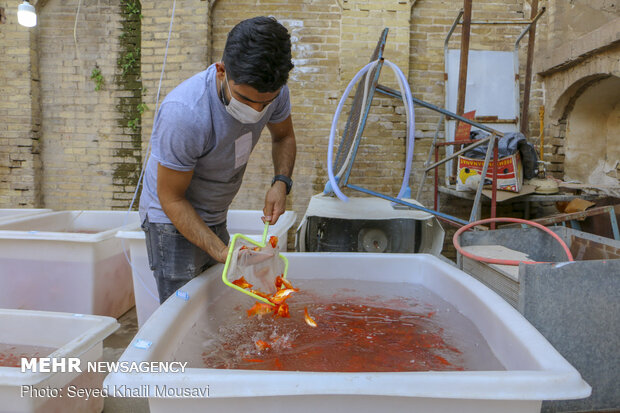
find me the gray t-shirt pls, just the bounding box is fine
[139,64,291,225]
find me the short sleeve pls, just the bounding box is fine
[268,85,292,124]
[150,102,210,171]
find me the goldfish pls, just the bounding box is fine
[304,307,317,327]
[255,340,271,351]
[232,276,252,289]
[269,236,278,248]
[247,302,274,317]
[274,303,290,318]
[250,289,271,300]
[269,288,299,304]
[275,275,294,290]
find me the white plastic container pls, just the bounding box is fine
[0,209,52,224]
[104,253,590,413]
[0,309,119,413]
[117,210,297,327]
[0,210,139,318]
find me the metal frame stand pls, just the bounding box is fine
[325,6,546,229]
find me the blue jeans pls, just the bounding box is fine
[142,216,230,303]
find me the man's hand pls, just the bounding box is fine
[263,181,287,225]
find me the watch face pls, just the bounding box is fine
[273,175,292,194]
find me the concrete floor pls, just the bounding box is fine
[102,307,149,413]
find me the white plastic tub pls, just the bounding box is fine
[117,210,297,327]
[0,210,139,318]
[0,309,118,413]
[104,253,590,413]
[0,209,52,224]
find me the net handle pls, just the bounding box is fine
[261,220,269,244]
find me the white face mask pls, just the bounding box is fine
[222,72,272,124]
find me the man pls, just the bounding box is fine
[139,16,296,303]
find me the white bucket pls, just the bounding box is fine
[0,210,139,317]
[0,309,118,413]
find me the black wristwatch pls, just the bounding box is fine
[272,174,293,195]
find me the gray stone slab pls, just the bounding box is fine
[519,260,620,412]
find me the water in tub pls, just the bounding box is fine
[171,279,505,372]
[0,343,56,367]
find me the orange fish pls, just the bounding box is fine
[247,302,274,317]
[304,307,317,327]
[250,289,271,300]
[269,236,278,248]
[232,276,252,289]
[255,340,271,351]
[275,275,294,290]
[274,302,290,318]
[269,288,299,304]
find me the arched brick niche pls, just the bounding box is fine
[547,74,619,191]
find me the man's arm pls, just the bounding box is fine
[157,163,229,263]
[264,115,296,225]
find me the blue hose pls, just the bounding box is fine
[327,59,416,202]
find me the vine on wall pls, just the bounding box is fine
[114,0,144,209]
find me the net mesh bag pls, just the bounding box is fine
[222,234,287,303]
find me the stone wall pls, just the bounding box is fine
[536,0,619,190]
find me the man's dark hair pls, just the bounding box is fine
[222,16,294,93]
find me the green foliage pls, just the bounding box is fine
[127,103,149,131]
[119,48,140,76]
[127,118,139,130]
[90,67,105,91]
[122,0,142,19]
[137,102,149,115]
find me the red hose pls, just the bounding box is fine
[453,217,574,266]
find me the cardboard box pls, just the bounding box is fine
[456,152,523,192]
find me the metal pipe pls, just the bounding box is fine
[444,9,465,52]
[539,105,545,162]
[490,136,499,229]
[417,114,445,201]
[454,0,473,179]
[425,135,491,172]
[376,85,505,137]
[514,7,546,50]
[520,0,539,135]
[444,9,464,186]
[513,6,546,134]
[434,147,439,210]
[468,133,496,223]
[463,20,535,25]
[456,0,473,120]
